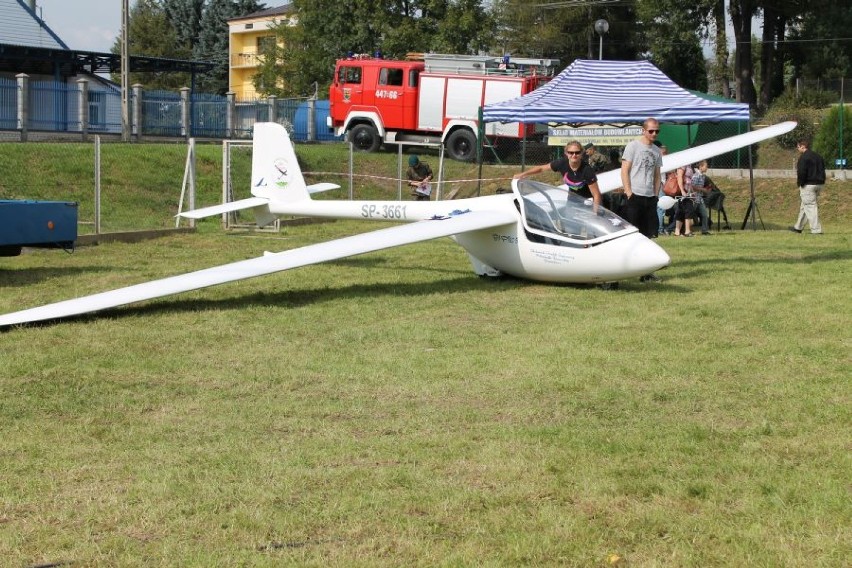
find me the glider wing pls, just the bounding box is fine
[592,121,797,194]
[0,210,515,327]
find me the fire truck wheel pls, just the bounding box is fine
[350,124,381,152]
[446,129,477,162]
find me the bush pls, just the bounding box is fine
[761,88,833,149]
[814,104,852,167]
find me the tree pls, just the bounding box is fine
[111,0,189,90]
[414,0,494,56]
[492,0,641,65]
[195,0,266,94]
[707,0,731,98]
[635,0,708,91]
[163,0,205,53]
[254,0,495,98]
[730,0,758,106]
[786,0,851,83]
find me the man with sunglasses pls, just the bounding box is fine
[512,141,602,210]
[621,118,664,282]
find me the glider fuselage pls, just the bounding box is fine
[269,181,670,283]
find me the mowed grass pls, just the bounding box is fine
[1,206,850,565]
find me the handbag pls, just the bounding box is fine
[663,173,680,197]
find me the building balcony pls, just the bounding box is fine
[231,52,262,68]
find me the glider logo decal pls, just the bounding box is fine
[274,158,289,188]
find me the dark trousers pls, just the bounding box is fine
[624,194,658,238]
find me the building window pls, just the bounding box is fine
[245,23,253,29]
[257,36,276,55]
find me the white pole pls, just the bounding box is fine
[397,144,403,200]
[121,0,130,142]
[94,136,101,235]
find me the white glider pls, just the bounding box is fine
[0,120,796,327]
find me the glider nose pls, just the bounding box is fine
[628,237,670,274]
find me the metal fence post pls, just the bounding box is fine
[16,73,28,142]
[180,87,191,139]
[308,98,316,141]
[132,83,143,141]
[94,135,101,235]
[77,78,89,141]
[226,91,235,139]
[268,95,277,123]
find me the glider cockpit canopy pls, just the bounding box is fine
[515,179,632,246]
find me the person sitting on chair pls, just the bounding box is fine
[696,162,730,230]
[690,160,713,235]
[407,155,433,201]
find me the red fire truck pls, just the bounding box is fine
[328,53,558,161]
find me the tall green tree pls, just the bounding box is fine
[636,0,708,91]
[195,0,266,94]
[786,0,850,83]
[491,0,641,65]
[111,0,189,90]
[729,0,758,106]
[254,0,495,98]
[707,0,731,98]
[163,0,205,53]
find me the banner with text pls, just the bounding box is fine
[548,125,643,147]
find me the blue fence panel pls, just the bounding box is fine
[294,99,342,142]
[0,78,15,130]
[232,98,265,138]
[141,90,182,137]
[29,80,77,131]
[275,98,302,140]
[191,92,227,138]
[90,87,122,133]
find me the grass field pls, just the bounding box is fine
[1,141,850,566]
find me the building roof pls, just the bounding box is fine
[228,3,294,22]
[0,0,68,49]
[0,43,215,77]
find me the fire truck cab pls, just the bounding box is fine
[328,53,558,161]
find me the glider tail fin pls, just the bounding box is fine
[250,122,310,203]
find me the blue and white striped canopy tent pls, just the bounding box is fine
[482,59,750,125]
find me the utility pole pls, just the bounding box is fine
[121,0,130,142]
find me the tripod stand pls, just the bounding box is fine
[740,140,765,230]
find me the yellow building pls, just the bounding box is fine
[228,4,295,101]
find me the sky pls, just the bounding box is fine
[34,0,127,53]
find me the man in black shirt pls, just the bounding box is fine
[789,138,826,234]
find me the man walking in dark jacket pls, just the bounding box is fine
[789,138,826,234]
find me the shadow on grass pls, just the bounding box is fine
[0,265,111,287]
[3,272,528,330]
[670,249,852,281]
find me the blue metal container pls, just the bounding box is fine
[0,200,78,256]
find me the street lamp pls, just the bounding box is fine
[594,19,609,61]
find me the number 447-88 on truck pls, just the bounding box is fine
[328,53,559,161]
